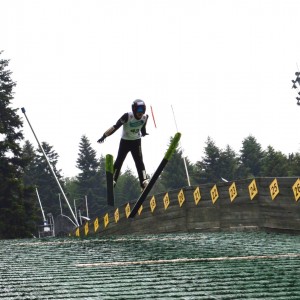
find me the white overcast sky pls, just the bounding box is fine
[1,0,300,178]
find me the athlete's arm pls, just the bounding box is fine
[141,114,149,137]
[97,113,129,143]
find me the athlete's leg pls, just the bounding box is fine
[131,139,148,188]
[114,139,130,184]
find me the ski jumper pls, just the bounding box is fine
[102,112,148,188]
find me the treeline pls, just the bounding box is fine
[1,51,300,239]
[18,133,300,234]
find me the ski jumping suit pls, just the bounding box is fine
[101,112,148,188]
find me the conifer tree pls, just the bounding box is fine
[115,168,140,204]
[22,140,64,218]
[160,136,191,190]
[76,135,106,217]
[0,51,37,238]
[22,140,36,186]
[33,142,63,217]
[288,153,300,176]
[219,145,239,181]
[199,137,222,183]
[261,146,288,177]
[239,135,264,178]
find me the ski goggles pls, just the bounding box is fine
[136,107,145,113]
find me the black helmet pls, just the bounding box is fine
[132,99,146,115]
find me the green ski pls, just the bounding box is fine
[129,132,181,218]
[105,154,114,206]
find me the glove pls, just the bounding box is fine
[97,136,106,143]
[142,133,149,137]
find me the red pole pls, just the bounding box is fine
[150,105,157,128]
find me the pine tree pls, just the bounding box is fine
[0,51,37,238]
[22,141,64,219]
[219,145,239,181]
[115,168,140,205]
[198,137,222,183]
[76,135,106,218]
[239,135,264,178]
[288,153,300,176]
[160,136,191,190]
[77,135,98,181]
[261,146,288,177]
[22,140,36,186]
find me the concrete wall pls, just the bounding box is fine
[73,177,300,237]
